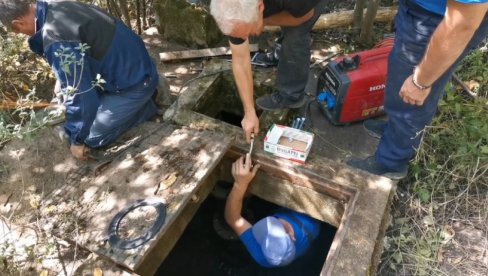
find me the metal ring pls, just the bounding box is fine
[108,199,167,250]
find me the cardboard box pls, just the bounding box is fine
[264,124,314,163]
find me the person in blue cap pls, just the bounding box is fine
[226,154,320,267]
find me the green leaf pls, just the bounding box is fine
[418,188,430,203]
[418,247,432,257]
[392,252,403,264]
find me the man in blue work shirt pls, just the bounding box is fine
[210,0,327,144]
[348,0,488,179]
[226,154,320,267]
[0,0,162,160]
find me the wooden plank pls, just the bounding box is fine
[39,123,231,273]
[135,170,220,276]
[159,44,259,62]
[218,155,344,227]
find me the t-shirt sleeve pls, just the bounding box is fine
[229,36,245,45]
[240,228,274,268]
[282,0,321,18]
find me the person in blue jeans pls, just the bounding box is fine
[348,0,488,180]
[226,154,320,267]
[0,0,162,160]
[210,0,327,144]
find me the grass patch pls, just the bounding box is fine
[379,49,488,275]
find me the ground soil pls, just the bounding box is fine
[2,1,486,276]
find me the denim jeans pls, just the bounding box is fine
[375,0,488,171]
[84,74,158,148]
[276,0,327,102]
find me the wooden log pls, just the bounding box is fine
[0,101,53,111]
[264,6,397,32]
[159,44,259,62]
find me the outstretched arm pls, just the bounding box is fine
[400,0,488,106]
[229,40,260,143]
[225,154,261,235]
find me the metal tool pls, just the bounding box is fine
[224,58,269,68]
[248,133,254,155]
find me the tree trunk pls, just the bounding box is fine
[136,0,142,34]
[359,0,381,45]
[117,0,132,28]
[142,0,148,29]
[353,0,367,30]
[107,0,122,20]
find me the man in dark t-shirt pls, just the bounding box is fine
[210,0,327,144]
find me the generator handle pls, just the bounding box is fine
[357,46,392,65]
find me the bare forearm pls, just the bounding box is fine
[416,21,477,85]
[264,10,314,26]
[225,185,248,233]
[415,1,487,86]
[231,52,256,115]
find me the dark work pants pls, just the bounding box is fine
[276,0,327,102]
[84,73,158,148]
[376,0,488,171]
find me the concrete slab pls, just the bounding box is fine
[163,60,396,275]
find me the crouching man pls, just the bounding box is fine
[0,0,164,160]
[227,154,320,267]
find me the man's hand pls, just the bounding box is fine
[70,144,89,160]
[242,112,260,143]
[231,154,261,191]
[399,75,432,106]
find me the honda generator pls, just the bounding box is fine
[316,38,394,125]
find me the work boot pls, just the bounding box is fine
[347,156,408,180]
[256,92,306,111]
[152,74,172,107]
[363,119,387,139]
[252,42,281,67]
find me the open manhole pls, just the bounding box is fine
[157,188,336,275]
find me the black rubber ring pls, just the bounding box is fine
[108,199,167,250]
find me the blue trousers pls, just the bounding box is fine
[276,0,327,102]
[376,0,488,171]
[84,74,158,148]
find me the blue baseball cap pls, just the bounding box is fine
[251,216,296,266]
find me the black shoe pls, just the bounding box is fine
[251,43,281,67]
[256,92,306,111]
[346,156,407,180]
[363,119,387,139]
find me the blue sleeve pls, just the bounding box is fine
[416,0,488,15]
[240,228,273,268]
[45,41,100,145]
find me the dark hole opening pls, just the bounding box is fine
[156,182,336,276]
[215,111,244,128]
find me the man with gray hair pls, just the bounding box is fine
[210,0,327,143]
[0,0,163,160]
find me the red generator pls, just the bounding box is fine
[316,38,394,125]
